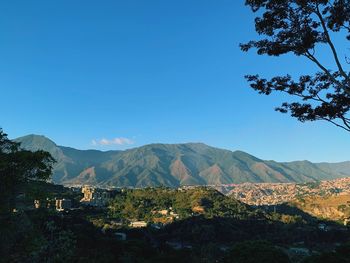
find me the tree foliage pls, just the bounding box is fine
[302,242,350,263]
[223,240,291,263]
[108,187,254,222]
[0,129,55,213]
[241,0,350,131]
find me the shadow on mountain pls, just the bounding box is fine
[258,203,318,222]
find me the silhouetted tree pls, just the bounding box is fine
[241,0,350,132]
[223,240,291,263]
[303,242,350,263]
[0,129,55,213]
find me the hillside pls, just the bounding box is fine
[224,177,350,214]
[14,134,350,188]
[290,194,350,221]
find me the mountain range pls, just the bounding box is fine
[14,134,350,188]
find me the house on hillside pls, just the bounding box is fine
[55,199,72,211]
[129,221,147,228]
[34,200,41,209]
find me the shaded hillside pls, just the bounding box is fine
[14,134,350,188]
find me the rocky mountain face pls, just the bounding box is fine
[14,134,350,188]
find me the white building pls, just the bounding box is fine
[55,199,72,211]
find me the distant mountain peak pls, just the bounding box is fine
[14,134,63,162]
[15,134,57,146]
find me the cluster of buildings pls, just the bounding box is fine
[33,198,72,211]
[222,177,350,206]
[127,209,180,229]
[31,185,120,212]
[80,186,118,206]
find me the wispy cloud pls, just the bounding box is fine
[91,137,135,146]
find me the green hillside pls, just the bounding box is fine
[14,134,350,188]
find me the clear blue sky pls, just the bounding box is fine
[1,0,349,162]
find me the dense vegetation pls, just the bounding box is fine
[0,130,54,214]
[109,187,255,221]
[3,183,349,262]
[2,129,350,262]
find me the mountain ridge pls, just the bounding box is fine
[14,134,350,188]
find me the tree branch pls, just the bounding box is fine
[319,116,350,132]
[340,115,350,130]
[315,4,350,86]
[303,51,341,84]
[303,50,350,96]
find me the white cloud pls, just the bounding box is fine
[91,137,135,146]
